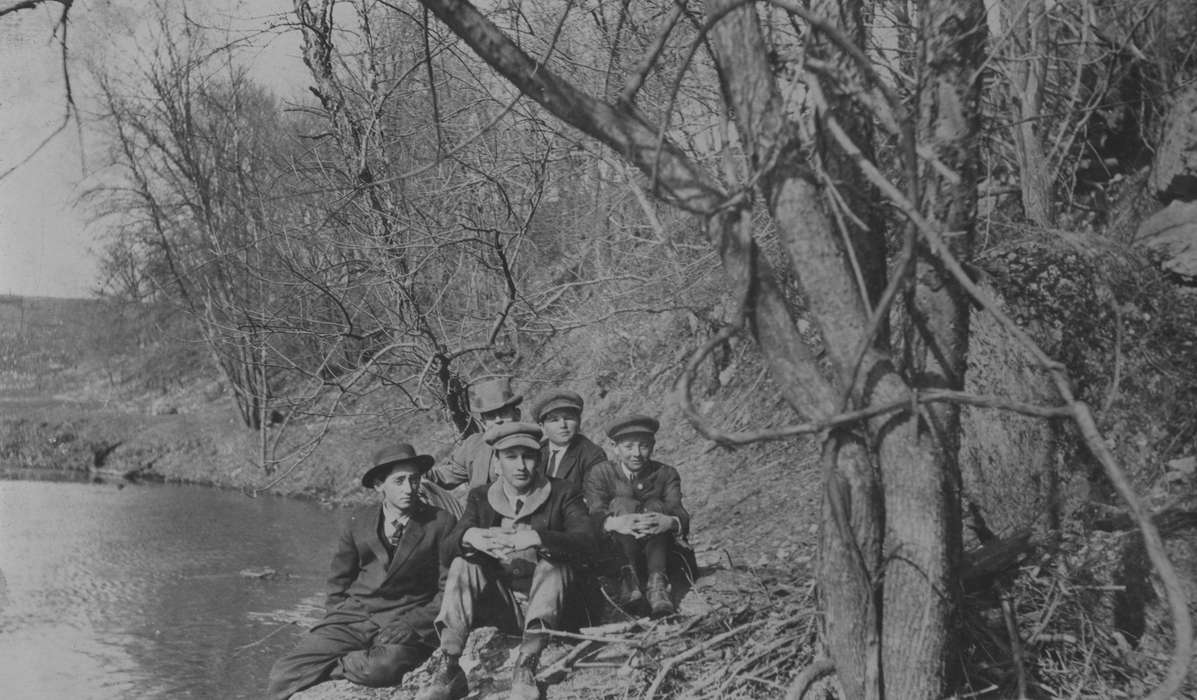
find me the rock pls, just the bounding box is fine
[1134,199,1197,279]
[1149,85,1197,198]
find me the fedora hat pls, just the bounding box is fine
[532,390,584,422]
[361,442,435,487]
[468,377,523,415]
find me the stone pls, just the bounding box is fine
[1134,199,1197,278]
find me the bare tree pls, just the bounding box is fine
[406,0,1192,697]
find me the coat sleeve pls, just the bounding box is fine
[324,517,360,611]
[583,461,616,529]
[579,440,608,481]
[536,484,596,561]
[426,439,472,490]
[441,486,488,562]
[659,466,691,535]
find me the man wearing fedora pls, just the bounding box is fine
[426,377,523,495]
[266,443,458,699]
[584,415,690,617]
[532,389,607,493]
[417,422,594,700]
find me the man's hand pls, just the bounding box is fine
[603,513,641,536]
[375,620,418,645]
[505,529,542,551]
[631,512,678,537]
[462,527,508,557]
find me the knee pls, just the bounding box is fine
[531,559,573,593]
[340,644,429,687]
[446,556,485,584]
[640,499,666,513]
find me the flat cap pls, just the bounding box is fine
[361,442,435,487]
[606,414,660,441]
[533,390,584,421]
[484,421,544,451]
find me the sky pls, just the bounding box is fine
[0,0,305,298]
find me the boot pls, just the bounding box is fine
[618,565,646,613]
[415,652,467,700]
[509,652,541,700]
[647,572,674,617]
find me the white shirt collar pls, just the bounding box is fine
[382,502,410,527]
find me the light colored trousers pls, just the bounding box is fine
[435,556,573,656]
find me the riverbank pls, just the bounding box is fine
[0,332,824,572]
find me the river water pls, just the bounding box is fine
[0,479,344,699]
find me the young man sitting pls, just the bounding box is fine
[266,443,457,699]
[584,414,689,617]
[418,422,595,700]
[533,389,607,492]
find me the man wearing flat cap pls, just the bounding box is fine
[418,422,594,700]
[426,377,523,497]
[266,443,458,699]
[584,414,690,617]
[533,389,607,493]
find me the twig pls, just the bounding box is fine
[538,628,646,646]
[644,619,766,700]
[1001,593,1028,699]
[232,622,294,654]
[537,640,599,682]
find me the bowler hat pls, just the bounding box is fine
[484,422,543,451]
[468,377,523,415]
[606,414,660,441]
[361,442,435,487]
[533,390,584,421]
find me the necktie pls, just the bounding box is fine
[514,498,524,515]
[548,451,560,478]
[389,519,404,546]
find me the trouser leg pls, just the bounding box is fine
[435,557,495,656]
[338,638,434,687]
[643,532,670,577]
[266,619,370,700]
[522,559,572,655]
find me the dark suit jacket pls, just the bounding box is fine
[584,459,690,535]
[443,476,595,566]
[323,502,457,645]
[538,434,607,493]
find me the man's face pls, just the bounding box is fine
[372,464,421,512]
[614,435,655,472]
[540,407,581,447]
[497,445,539,493]
[480,405,520,431]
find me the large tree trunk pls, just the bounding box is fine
[413,0,985,695]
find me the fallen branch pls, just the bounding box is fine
[644,618,767,700]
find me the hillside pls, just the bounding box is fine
[3,226,1197,698]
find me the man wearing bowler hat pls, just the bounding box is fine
[426,377,523,495]
[266,443,458,699]
[584,415,689,617]
[417,422,594,700]
[532,389,607,493]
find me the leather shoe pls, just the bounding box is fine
[414,652,467,700]
[647,572,674,617]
